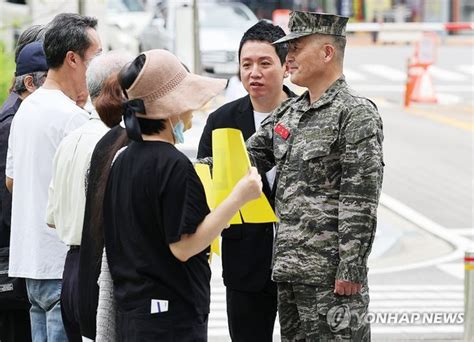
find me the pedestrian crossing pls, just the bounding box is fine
[344,64,473,83]
[359,64,407,81]
[207,272,464,341]
[457,64,474,76]
[341,63,473,106]
[368,285,464,338]
[429,65,469,82]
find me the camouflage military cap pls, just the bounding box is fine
[273,11,349,44]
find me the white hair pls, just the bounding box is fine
[86,50,134,101]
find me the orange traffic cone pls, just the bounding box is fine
[410,65,438,104]
[405,64,418,107]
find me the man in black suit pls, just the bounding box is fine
[197,21,295,342]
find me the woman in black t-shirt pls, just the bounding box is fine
[100,49,263,342]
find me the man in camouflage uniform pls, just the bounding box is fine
[246,11,384,341]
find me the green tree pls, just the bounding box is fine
[0,42,15,105]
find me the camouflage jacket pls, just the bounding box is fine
[246,77,384,286]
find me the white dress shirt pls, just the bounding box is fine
[45,110,109,246]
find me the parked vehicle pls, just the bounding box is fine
[199,2,257,75]
[105,0,153,54]
[138,1,258,76]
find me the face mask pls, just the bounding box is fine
[171,119,185,144]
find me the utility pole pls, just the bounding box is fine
[193,0,201,74]
[78,0,85,15]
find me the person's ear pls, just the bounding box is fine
[23,75,36,93]
[323,44,335,62]
[283,62,290,78]
[65,51,78,69]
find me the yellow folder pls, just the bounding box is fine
[212,128,278,224]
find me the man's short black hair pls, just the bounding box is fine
[44,13,98,69]
[238,20,288,65]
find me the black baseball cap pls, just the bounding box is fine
[15,42,48,77]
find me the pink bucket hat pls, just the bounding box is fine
[126,49,227,119]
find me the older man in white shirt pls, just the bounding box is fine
[45,50,132,341]
[6,14,102,342]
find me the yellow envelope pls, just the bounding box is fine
[194,164,220,261]
[212,128,278,223]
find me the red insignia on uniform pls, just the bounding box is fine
[275,123,290,140]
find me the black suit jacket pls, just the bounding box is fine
[197,86,294,292]
[0,96,21,248]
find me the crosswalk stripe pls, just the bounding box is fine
[372,325,463,334]
[208,284,463,340]
[208,329,233,337]
[369,308,463,313]
[370,300,463,308]
[457,64,474,75]
[437,263,465,280]
[360,64,406,81]
[369,285,463,291]
[436,93,464,105]
[352,84,473,92]
[344,68,367,81]
[429,65,468,81]
[370,292,463,299]
[449,227,474,236]
[208,325,466,337]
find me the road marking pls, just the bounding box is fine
[209,325,465,337]
[429,65,468,82]
[371,291,463,299]
[372,325,463,334]
[367,97,395,108]
[351,84,474,92]
[208,283,464,339]
[374,193,473,274]
[437,263,465,279]
[457,64,474,76]
[360,64,406,81]
[370,285,463,291]
[344,68,367,81]
[436,93,463,105]
[450,228,474,236]
[405,107,474,132]
[370,300,463,308]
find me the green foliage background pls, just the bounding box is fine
[0,43,15,105]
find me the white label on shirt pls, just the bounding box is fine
[151,299,169,314]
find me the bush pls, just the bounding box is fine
[0,43,15,106]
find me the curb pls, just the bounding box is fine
[371,193,473,274]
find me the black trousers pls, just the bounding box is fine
[226,278,277,342]
[0,309,31,342]
[61,247,82,342]
[117,307,208,342]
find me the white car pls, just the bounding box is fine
[138,1,258,76]
[199,2,258,76]
[105,0,153,54]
